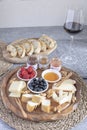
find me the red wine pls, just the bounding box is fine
[64,22,83,33]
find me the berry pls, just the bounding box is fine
[22,74,29,79]
[27,66,33,73]
[21,67,26,72]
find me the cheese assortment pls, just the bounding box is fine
[6,35,57,58]
[8,75,77,113]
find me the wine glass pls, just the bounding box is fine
[60,9,84,65]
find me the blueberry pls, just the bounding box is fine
[35,85,39,88]
[29,86,33,90]
[33,78,37,82]
[39,88,43,91]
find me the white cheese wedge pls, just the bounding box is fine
[61,79,76,85]
[32,95,46,105]
[9,92,21,98]
[52,92,59,102]
[9,81,26,93]
[26,101,38,112]
[21,94,33,102]
[41,99,51,113]
[58,92,72,105]
[57,84,76,93]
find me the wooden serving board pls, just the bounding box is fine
[1,67,81,121]
[3,38,57,64]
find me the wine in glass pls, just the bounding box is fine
[60,9,84,65]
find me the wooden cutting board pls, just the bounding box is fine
[1,67,81,121]
[0,41,13,76]
[3,38,57,64]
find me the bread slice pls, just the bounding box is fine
[21,94,33,103]
[39,34,56,49]
[9,81,26,93]
[41,99,51,113]
[26,101,38,112]
[28,39,41,54]
[26,43,34,56]
[22,42,31,55]
[7,44,17,57]
[15,44,25,58]
[39,40,46,52]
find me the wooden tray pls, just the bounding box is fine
[1,67,81,121]
[3,38,57,64]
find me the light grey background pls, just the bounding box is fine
[0,0,86,28]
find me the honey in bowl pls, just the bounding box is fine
[42,69,61,83]
[44,72,59,81]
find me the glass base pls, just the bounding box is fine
[60,55,77,65]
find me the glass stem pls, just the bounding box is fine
[69,35,74,54]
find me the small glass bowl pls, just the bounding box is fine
[50,57,62,71]
[27,55,38,70]
[39,54,50,70]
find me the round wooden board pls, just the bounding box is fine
[1,67,81,121]
[3,38,57,64]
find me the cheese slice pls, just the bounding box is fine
[9,81,26,93]
[41,99,51,113]
[58,92,72,105]
[21,94,33,102]
[26,101,38,112]
[9,92,21,98]
[32,95,46,105]
[61,79,76,85]
[57,84,76,93]
[52,92,59,102]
